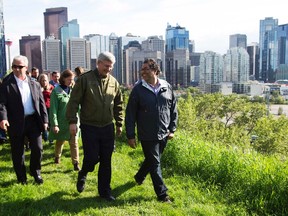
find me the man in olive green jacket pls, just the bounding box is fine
[66,52,123,201]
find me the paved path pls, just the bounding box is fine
[269,104,288,116]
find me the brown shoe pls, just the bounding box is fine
[74,162,80,171]
[54,157,60,164]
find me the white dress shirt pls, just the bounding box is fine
[14,75,35,116]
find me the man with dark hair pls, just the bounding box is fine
[0,55,48,185]
[66,51,123,201]
[31,67,39,81]
[49,71,60,87]
[125,58,178,203]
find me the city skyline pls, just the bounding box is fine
[3,0,288,61]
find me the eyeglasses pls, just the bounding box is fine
[12,65,26,69]
[141,68,151,72]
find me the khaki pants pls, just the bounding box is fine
[54,135,79,164]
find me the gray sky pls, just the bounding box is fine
[3,0,288,60]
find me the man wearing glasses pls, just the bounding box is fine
[0,55,48,185]
[125,58,178,203]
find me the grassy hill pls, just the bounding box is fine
[1,130,287,215]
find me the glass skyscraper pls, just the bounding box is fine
[165,24,190,87]
[229,34,247,49]
[165,23,189,52]
[259,17,278,82]
[59,19,79,70]
[277,24,288,66]
[0,0,6,78]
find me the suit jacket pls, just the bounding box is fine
[0,73,49,136]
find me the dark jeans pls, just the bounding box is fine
[9,114,43,181]
[80,123,115,197]
[135,138,168,198]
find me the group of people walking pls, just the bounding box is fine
[0,52,178,203]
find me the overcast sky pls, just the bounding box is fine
[3,0,288,60]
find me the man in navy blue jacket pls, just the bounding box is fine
[125,58,178,203]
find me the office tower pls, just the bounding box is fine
[259,17,278,82]
[109,33,119,77]
[229,34,247,49]
[59,19,80,70]
[66,38,91,70]
[190,52,202,85]
[44,7,68,39]
[165,23,190,87]
[123,41,142,85]
[121,36,165,85]
[0,0,6,77]
[199,51,224,93]
[83,34,109,59]
[224,47,249,83]
[275,23,288,80]
[247,42,260,80]
[19,35,42,72]
[84,34,110,71]
[165,23,189,52]
[109,32,118,54]
[277,24,288,65]
[141,35,165,74]
[116,34,146,84]
[190,52,201,66]
[128,49,163,85]
[166,49,190,87]
[190,66,200,86]
[42,36,61,72]
[142,36,165,52]
[189,40,195,53]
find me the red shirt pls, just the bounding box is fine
[42,84,54,108]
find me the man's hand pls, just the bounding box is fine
[116,126,122,137]
[69,124,77,136]
[0,120,9,131]
[167,132,174,140]
[43,123,48,131]
[128,138,136,149]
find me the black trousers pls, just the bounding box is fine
[135,138,168,198]
[80,123,115,197]
[9,114,43,181]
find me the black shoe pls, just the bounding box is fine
[158,195,172,203]
[76,171,86,193]
[134,175,144,185]
[34,175,44,185]
[18,178,27,185]
[54,157,60,164]
[74,162,80,171]
[100,195,116,201]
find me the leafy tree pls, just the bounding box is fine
[252,115,288,155]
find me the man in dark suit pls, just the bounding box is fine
[0,55,48,185]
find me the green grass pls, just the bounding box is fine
[1,132,286,215]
